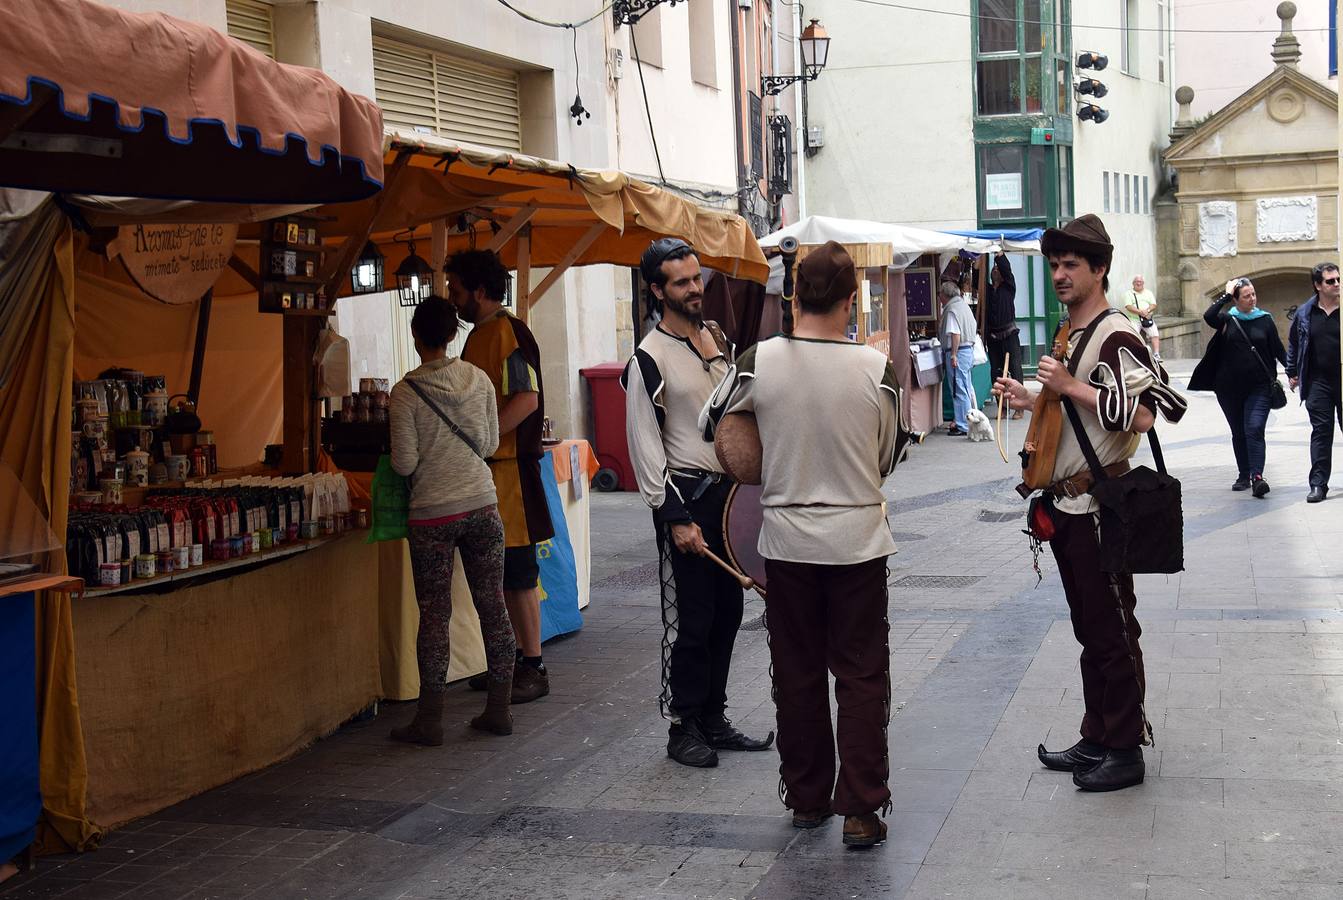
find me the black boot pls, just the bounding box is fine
[1252,476,1271,498]
[1308,486,1328,503]
[667,719,718,768]
[1231,475,1251,491]
[701,714,775,751]
[1072,748,1144,791]
[1037,739,1105,772]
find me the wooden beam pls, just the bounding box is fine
[227,254,261,291]
[525,222,603,308]
[515,227,531,324]
[484,204,538,253]
[187,290,212,405]
[319,149,413,301]
[476,200,591,212]
[280,316,318,474]
[431,218,448,296]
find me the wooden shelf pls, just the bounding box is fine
[267,275,325,285]
[82,530,365,598]
[281,307,336,317]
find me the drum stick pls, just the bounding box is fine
[702,547,766,598]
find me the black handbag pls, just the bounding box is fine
[1061,398,1184,575]
[1228,317,1287,409]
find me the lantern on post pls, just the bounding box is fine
[394,235,434,307]
[762,19,831,96]
[349,241,384,295]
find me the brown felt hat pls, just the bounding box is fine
[1041,213,1114,267]
[796,240,858,308]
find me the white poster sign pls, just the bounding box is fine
[985,173,1023,211]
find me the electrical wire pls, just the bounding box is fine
[491,0,613,28]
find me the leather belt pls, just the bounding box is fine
[1048,461,1130,499]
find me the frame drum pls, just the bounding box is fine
[722,481,767,591]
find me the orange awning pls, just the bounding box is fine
[0,0,384,204]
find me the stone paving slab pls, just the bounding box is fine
[8,362,1343,897]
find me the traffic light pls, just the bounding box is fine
[1078,104,1110,123]
[1076,78,1108,98]
[1077,51,1109,70]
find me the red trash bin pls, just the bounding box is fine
[580,362,635,492]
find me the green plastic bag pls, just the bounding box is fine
[367,454,410,543]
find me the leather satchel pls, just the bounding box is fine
[1061,398,1184,575]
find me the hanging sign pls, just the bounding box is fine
[117,223,238,304]
[985,173,1023,211]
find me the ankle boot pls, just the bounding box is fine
[470,678,514,735]
[390,692,445,746]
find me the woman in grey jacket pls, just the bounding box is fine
[388,296,515,744]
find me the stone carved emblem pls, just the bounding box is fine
[1198,201,1237,258]
[1256,195,1317,243]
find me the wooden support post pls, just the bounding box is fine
[524,223,604,308]
[280,315,319,474]
[187,289,212,405]
[484,204,538,253]
[976,252,989,337]
[431,218,448,296]
[515,226,531,323]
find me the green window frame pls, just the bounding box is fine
[973,0,1070,118]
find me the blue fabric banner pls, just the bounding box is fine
[0,592,40,863]
[536,457,584,643]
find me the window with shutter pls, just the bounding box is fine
[372,35,522,152]
[749,93,764,180]
[226,0,274,59]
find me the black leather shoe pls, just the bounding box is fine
[1308,486,1328,503]
[1231,476,1251,492]
[668,720,719,768]
[1037,739,1106,772]
[1252,476,1270,498]
[701,715,775,751]
[1072,748,1144,792]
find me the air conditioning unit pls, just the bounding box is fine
[807,125,825,149]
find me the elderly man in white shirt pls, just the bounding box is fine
[940,281,978,436]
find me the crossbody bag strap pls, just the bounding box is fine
[1227,316,1275,384]
[1059,308,1166,480]
[404,378,486,459]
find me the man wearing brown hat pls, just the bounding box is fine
[994,214,1186,792]
[704,240,914,847]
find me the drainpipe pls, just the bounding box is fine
[729,0,746,216]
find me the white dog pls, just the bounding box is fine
[966,408,995,443]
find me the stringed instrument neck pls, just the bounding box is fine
[1018,320,1071,494]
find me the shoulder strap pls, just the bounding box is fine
[703,320,733,362]
[1228,316,1274,382]
[1065,309,1120,376]
[404,378,485,459]
[1061,396,1166,481]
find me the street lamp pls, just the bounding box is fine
[394,237,434,307]
[762,19,831,96]
[349,241,384,295]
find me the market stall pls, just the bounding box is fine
[1,0,770,844]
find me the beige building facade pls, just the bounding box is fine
[1162,14,1338,342]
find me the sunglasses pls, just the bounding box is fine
[1324,277,1341,285]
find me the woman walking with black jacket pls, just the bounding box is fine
[1190,277,1288,497]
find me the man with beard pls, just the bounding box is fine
[994,215,1186,792]
[622,237,774,768]
[448,249,554,704]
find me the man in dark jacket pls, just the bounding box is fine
[985,254,1024,420]
[1287,262,1342,502]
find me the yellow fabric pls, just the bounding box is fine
[0,225,103,853]
[72,253,283,469]
[73,535,380,827]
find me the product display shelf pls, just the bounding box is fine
[82,529,367,598]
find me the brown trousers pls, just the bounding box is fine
[1050,509,1149,749]
[764,557,891,816]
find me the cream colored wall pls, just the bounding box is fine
[797,0,978,230]
[1174,0,1338,118]
[1072,0,1172,307]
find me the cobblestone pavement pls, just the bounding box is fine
[8,362,1343,898]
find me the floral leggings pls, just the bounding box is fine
[407,505,515,695]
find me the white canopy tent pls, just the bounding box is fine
[758,215,1040,293]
